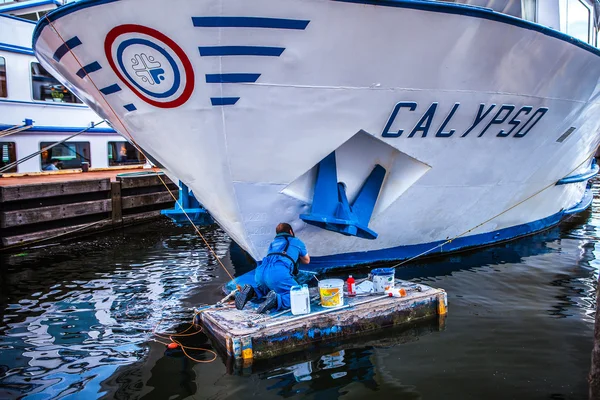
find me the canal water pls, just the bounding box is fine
[1,194,599,399]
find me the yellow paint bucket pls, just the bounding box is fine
[319,279,344,307]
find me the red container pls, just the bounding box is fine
[347,275,356,297]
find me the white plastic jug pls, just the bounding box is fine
[290,284,310,315]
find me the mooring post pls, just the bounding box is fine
[590,277,600,399]
[111,181,122,225]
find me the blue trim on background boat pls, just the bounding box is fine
[0,42,34,56]
[563,188,594,215]
[76,61,102,78]
[33,0,600,60]
[556,163,599,185]
[211,97,239,106]
[123,103,137,112]
[205,73,261,83]
[0,98,88,108]
[52,36,82,61]
[99,83,121,95]
[0,0,62,13]
[199,46,284,57]
[0,13,37,25]
[0,123,116,134]
[192,16,310,30]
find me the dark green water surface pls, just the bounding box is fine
[1,191,598,399]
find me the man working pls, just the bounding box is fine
[235,222,310,314]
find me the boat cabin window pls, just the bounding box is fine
[107,141,146,166]
[0,142,16,173]
[40,141,91,170]
[566,0,591,43]
[0,57,6,98]
[31,62,82,104]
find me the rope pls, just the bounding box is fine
[43,15,236,284]
[386,153,596,270]
[0,124,33,138]
[0,124,19,133]
[151,305,219,363]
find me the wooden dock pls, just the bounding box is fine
[199,281,447,365]
[0,169,178,250]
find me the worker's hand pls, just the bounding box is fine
[299,254,310,264]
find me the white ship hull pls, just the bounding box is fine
[32,0,600,270]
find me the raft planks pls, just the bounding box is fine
[200,283,447,361]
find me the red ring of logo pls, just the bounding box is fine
[105,24,194,109]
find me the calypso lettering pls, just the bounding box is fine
[381,102,548,138]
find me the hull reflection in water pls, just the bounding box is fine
[234,319,443,379]
[0,183,598,399]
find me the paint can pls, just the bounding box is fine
[318,279,344,307]
[371,268,395,293]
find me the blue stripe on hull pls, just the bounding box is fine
[309,210,568,270]
[556,163,599,185]
[53,36,82,61]
[192,16,309,30]
[225,198,593,292]
[199,46,284,57]
[227,188,594,294]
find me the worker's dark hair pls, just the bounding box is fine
[276,222,294,236]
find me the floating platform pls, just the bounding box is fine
[199,280,447,363]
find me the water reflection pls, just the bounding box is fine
[0,182,599,398]
[0,222,229,399]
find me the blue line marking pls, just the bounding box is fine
[556,163,599,185]
[123,103,137,112]
[100,84,121,95]
[205,73,261,83]
[0,123,116,133]
[75,61,102,78]
[53,36,82,61]
[0,42,34,55]
[211,97,239,106]
[192,16,309,30]
[0,98,87,108]
[199,46,284,57]
[563,187,594,215]
[0,13,37,25]
[0,0,61,13]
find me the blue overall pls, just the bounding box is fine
[254,233,308,310]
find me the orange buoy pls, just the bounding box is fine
[167,342,179,349]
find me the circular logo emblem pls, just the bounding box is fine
[105,25,194,108]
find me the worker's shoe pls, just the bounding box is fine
[235,284,255,310]
[257,290,277,314]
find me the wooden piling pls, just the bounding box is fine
[111,181,122,224]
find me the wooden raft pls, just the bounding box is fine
[199,280,447,362]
